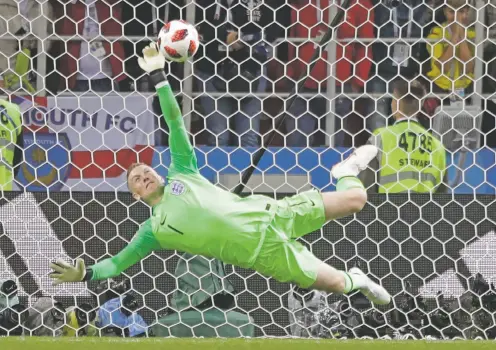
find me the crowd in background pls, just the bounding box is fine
[0,0,495,148]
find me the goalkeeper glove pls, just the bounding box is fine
[49,259,88,286]
[138,42,167,88]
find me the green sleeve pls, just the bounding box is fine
[89,220,160,280]
[156,83,198,176]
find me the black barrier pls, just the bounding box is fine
[1,192,495,337]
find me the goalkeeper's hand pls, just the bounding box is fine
[138,42,168,88]
[49,259,86,286]
[138,42,166,73]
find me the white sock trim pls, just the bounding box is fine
[155,80,169,89]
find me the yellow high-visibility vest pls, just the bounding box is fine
[0,99,22,191]
[372,120,446,193]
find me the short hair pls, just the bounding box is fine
[446,0,471,10]
[392,80,426,117]
[126,162,144,183]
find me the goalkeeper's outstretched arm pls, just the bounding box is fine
[86,222,160,280]
[143,43,199,176]
[49,221,160,284]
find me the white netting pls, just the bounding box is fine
[0,0,496,340]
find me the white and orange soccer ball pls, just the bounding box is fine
[157,20,199,63]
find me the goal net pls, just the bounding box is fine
[0,0,495,340]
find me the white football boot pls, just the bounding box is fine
[349,267,391,305]
[331,145,379,179]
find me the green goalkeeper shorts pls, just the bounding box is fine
[253,189,326,288]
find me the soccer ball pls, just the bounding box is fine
[157,20,199,63]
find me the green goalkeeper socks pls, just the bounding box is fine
[341,271,367,293]
[336,176,364,192]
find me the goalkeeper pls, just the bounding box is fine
[50,43,391,306]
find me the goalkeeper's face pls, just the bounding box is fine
[127,164,164,202]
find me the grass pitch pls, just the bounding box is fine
[1,338,496,350]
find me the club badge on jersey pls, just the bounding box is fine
[170,181,186,196]
[90,41,106,59]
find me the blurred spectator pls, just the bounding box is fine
[23,297,65,336]
[283,0,374,147]
[426,0,475,105]
[368,0,433,133]
[285,0,374,147]
[195,0,280,147]
[0,0,54,92]
[193,0,228,144]
[95,295,148,337]
[282,0,330,147]
[359,79,447,193]
[56,0,129,93]
[63,304,97,336]
[91,278,147,337]
[0,98,23,191]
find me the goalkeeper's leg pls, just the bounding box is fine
[310,261,391,305]
[283,145,377,238]
[313,145,391,303]
[322,144,378,221]
[255,238,391,305]
[271,145,390,304]
[314,145,391,303]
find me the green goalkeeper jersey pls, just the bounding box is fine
[89,82,277,281]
